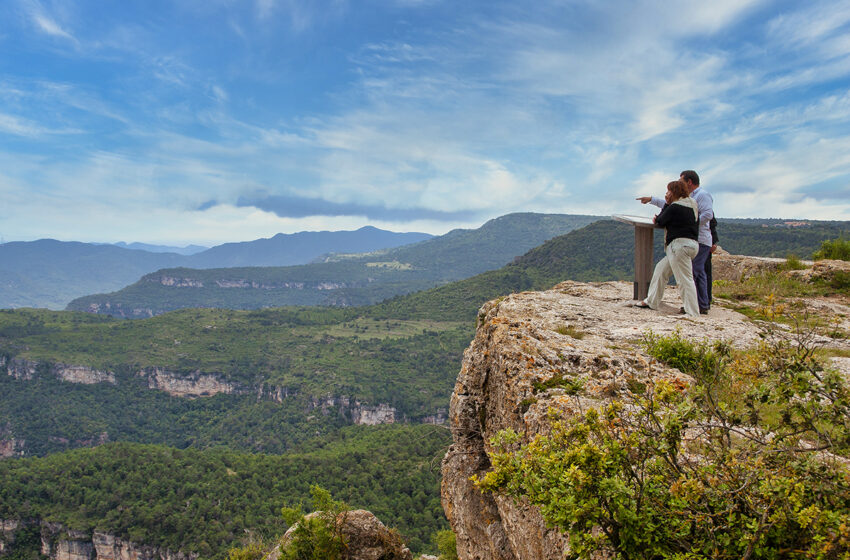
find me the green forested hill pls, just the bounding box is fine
[66,213,602,317]
[0,427,450,557]
[715,221,850,257]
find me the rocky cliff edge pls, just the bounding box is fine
[441,278,850,560]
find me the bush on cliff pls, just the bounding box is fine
[813,238,850,261]
[476,324,850,559]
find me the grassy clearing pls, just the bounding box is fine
[713,265,850,338]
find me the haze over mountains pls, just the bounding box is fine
[0,227,432,310]
[68,213,602,317]
[113,242,208,255]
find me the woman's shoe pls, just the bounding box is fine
[635,301,651,309]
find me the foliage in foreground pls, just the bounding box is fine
[476,325,850,559]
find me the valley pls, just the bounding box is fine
[1,216,849,558]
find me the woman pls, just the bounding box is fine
[636,180,700,317]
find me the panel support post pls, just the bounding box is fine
[634,225,654,300]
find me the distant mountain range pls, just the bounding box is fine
[0,227,432,310]
[66,213,603,317]
[113,242,208,255]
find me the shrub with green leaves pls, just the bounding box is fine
[433,529,458,560]
[781,254,807,270]
[279,485,349,560]
[476,328,850,559]
[813,238,850,261]
[641,328,728,382]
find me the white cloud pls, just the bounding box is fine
[32,13,74,41]
[21,0,78,43]
[0,112,46,137]
[766,0,850,48]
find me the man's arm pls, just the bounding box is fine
[695,191,713,225]
[636,196,665,209]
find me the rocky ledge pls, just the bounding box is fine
[441,280,850,560]
[1,520,196,560]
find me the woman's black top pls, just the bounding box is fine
[655,202,698,246]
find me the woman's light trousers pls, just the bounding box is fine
[643,237,700,317]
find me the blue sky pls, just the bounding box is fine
[2,0,850,245]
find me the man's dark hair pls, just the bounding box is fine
[680,170,700,186]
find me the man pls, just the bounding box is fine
[637,170,714,314]
[707,216,718,304]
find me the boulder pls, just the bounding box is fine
[270,509,412,560]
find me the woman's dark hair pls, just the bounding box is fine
[668,180,689,200]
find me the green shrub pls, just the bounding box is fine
[280,485,348,560]
[830,270,850,291]
[433,529,458,560]
[226,543,266,560]
[641,329,728,382]
[477,327,850,559]
[813,238,850,261]
[781,254,807,270]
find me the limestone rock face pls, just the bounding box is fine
[440,281,774,560]
[36,523,197,560]
[91,531,198,560]
[1,519,21,553]
[54,365,116,385]
[308,395,398,425]
[5,359,115,385]
[6,358,38,380]
[41,526,94,560]
[272,509,412,560]
[0,424,25,458]
[352,403,396,425]
[138,367,240,397]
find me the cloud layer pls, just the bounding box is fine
[0,0,848,244]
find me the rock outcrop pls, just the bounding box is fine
[711,251,850,285]
[0,424,25,458]
[5,359,115,385]
[33,522,198,560]
[710,250,791,282]
[138,367,241,397]
[441,280,849,560]
[0,519,21,553]
[308,395,399,425]
[269,509,412,560]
